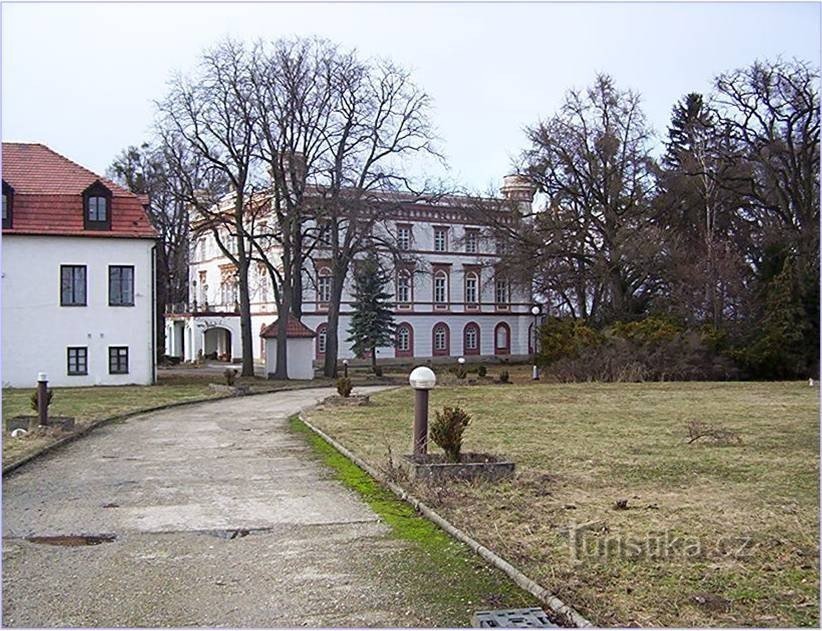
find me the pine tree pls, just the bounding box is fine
[347,256,396,373]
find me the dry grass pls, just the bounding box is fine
[304,381,820,627]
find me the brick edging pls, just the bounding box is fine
[297,411,593,629]
[2,381,344,477]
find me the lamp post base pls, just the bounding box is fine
[532,365,540,381]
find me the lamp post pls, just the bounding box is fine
[37,372,49,426]
[343,359,349,379]
[531,305,541,381]
[409,366,437,457]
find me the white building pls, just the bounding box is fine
[166,175,537,370]
[1,143,158,388]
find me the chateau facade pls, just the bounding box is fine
[165,175,537,368]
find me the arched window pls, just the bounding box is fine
[433,270,448,306]
[397,270,412,305]
[432,322,450,356]
[316,323,328,359]
[317,268,332,303]
[464,271,479,306]
[463,322,480,356]
[494,322,511,355]
[395,322,414,358]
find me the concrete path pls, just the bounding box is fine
[2,386,435,627]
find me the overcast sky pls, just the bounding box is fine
[2,1,819,191]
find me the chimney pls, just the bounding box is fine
[500,174,536,203]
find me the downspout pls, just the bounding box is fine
[151,242,157,385]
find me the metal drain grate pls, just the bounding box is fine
[471,607,557,628]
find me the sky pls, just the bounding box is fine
[2,1,820,192]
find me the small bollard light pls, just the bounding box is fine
[458,357,465,365]
[342,359,349,378]
[531,305,541,381]
[37,372,49,427]
[409,366,436,457]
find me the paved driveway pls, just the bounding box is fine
[2,386,430,627]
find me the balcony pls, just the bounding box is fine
[165,301,241,316]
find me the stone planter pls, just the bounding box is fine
[208,383,250,396]
[5,415,75,433]
[402,453,515,482]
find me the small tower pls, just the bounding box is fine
[500,174,536,203]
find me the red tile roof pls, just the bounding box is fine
[260,315,317,339]
[1,142,157,239]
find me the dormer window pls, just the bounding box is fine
[2,180,13,229]
[83,180,112,230]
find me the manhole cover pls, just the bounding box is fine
[26,534,116,546]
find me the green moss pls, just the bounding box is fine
[288,415,537,625]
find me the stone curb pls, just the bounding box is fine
[2,381,343,477]
[297,412,594,629]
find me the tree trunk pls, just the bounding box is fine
[370,346,377,373]
[236,258,254,377]
[322,275,346,378]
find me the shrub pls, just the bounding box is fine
[336,377,353,398]
[499,370,510,384]
[224,368,238,386]
[30,389,54,412]
[477,365,487,378]
[538,318,602,366]
[430,406,472,462]
[455,364,467,379]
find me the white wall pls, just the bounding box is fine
[264,337,314,380]
[1,235,155,388]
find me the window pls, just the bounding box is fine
[60,265,87,306]
[463,323,480,355]
[397,326,410,351]
[495,277,510,305]
[397,225,412,250]
[109,266,135,306]
[109,346,129,374]
[465,271,479,305]
[198,271,207,306]
[317,270,332,303]
[465,229,479,254]
[495,238,508,255]
[220,281,237,306]
[2,181,12,229]
[67,347,88,375]
[495,323,511,355]
[87,196,107,222]
[397,271,412,304]
[432,322,450,356]
[316,324,328,359]
[433,270,448,305]
[83,181,112,230]
[433,227,448,252]
[258,264,269,302]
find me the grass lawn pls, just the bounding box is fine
[304,381,820,627]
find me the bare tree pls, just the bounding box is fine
[316,56,442,377]
[156,39,260,377]
[508,74,661,322]
[246,38,336,378]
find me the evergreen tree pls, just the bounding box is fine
[347,257,396,373]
